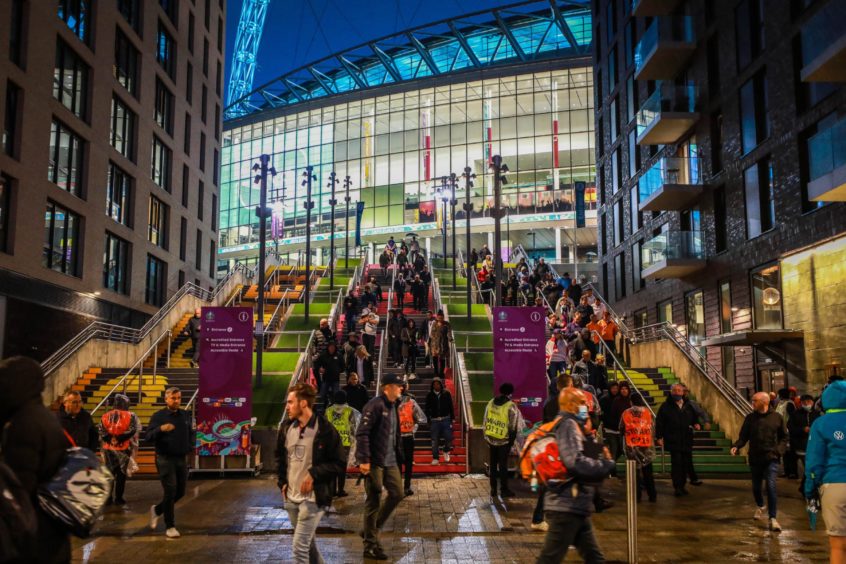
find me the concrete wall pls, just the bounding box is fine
[629,340,746,444]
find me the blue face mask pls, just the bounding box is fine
[671,394,684,402]
[576,405,589,422]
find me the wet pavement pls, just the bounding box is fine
[74,474,830,563]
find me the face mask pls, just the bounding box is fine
[671,394,684,402]
[576,405,589,422]
[803,405,813,412]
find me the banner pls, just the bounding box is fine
[354,201,366,247]
[196,307,254,456]
[575,181,586,228]
[493,306,547,424]
[418,200,436,223]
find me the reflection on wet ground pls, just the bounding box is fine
[74,475,829,562]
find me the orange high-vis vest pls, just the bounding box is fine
[399,400,415,434]
[622,408,653,448]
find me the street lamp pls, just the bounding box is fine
[448,173,458,290]
[489,155,509,307]
[438,176,450,268]
[343,175,353,269]
[327,172,339,290]
[252,154,277,388]
[301,166,316,323]
[462,166,476,321]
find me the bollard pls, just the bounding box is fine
[626,458,638,563]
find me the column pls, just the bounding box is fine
[487,232,494,252]
[425,237,431,257]
[555,228,562,263]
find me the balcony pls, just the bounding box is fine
[641,230,705,280]
[800,1,846,82]
[634,16,695,81]
[636,85,699,145]
[808,117,846,201]
[638,156,707,211]
[631,0,684,17]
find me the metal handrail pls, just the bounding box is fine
[375,255,397,390]
[328,288,345,332]
[288,329,318,399]
[583,282,631,335]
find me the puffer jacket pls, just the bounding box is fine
[544,413,615,516]
[355,394,403,467]
[805,381,846,497]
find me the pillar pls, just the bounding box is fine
[487,232,494,252]
[555,228,562,263]
[425,237,431,257]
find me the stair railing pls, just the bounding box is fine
[375,255,397,391]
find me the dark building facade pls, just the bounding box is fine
[592,0,846,396]
[0,0,225,360]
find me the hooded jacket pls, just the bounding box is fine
[0,357,71,564]
[805,381,846,497]
[424,380,454,421]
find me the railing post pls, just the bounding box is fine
[166,331,171,370]
[626,458,638,563]
[138,360,144,406]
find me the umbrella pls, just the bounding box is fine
[807,488,821,531]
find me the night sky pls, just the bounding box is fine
[224,0,518,105]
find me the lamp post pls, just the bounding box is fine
[343,175,353,269]
[462,166,476,321]
[438,176,449,268]
[327,172,338,290]
[449,172,458,290]
[302,166,316,323]
[489,155,508,307]
[252,154,277,388]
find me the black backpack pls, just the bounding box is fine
[0,461,38,561]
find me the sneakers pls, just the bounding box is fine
[754,506,765,521]
[150,505,160,530]
[363,547,388,561]
[530,521,549,532]
[431,458,439,465]
[408,373,417,380]
[444,452,451,463]
[166,527,181,539]
[769,518,782,532]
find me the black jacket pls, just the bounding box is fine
[58,408,98,451]
[146,408,193,456]
[315,349,345,385]
[343,383,370,413]
[346,354,374,385]
[425,384,454,420]
[275,414,345,508]
[599,391,619,429]
[656,397,699,452]
[185,316,202,339]
[543,396,559,424]
[0,357,70,564]
[787,408,821,453]
[355,394,403,467]
[732,410,788,466]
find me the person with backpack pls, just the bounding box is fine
[98,394,139,506]
[146,387,193,539]
[324,390,361,498]
[483,383,525,499]
[620,393,657,502]
[398,383,427,496]
[0,356,71,563]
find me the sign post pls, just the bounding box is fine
[492,306,547,424]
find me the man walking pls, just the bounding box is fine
[427,310,452,380]
[656,383,700,497]
[483,383,524,498]
[58,390,98,450]
[398,382,427,496]
[324,390,361,498]
[425,377,455,465]
[620,393,657,502]
[359,308,379,356]
[356,373,405,561]
[147,387,193,538]
[731,391,788,532]
[183,308,202,367]
[276,383,345,563]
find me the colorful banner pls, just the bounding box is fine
[418,200,436,223]
[355,201,366,247]
[197,307,254,456]
[493,306,547,425]
[575,181,586,228]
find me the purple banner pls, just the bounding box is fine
[493,306,547,424]
[196,307,254,456]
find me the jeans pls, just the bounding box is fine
[285,499,326,564]
[547,361,566,392]
[332,446,350,495]
[751,460,779,518]
[363,333,376,356]
[404,346,418,375]
[103,450,128,502]
[363,465,404,551]
[537,511,605,564]
[401,436,415,490]
[191,337,200,363]
[430,418,453,459]
[669,450,694,491]
[433,355,448,379]
[154,454,188,529]
[319,378,338,410]
[489,443,512,493]
[389,337,402,364]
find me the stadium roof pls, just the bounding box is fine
[224,0,592,121]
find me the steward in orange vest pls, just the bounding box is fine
[398,386,427,496]
[619,393,657,502]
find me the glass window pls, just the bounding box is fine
[209,239,215,277]
[110,96,136,160]
[719,281,732,333]
[54,39,89,121]
[179,216,187,260]
[186,63,193,103]
[57,0,90,44]
[0,173,12,253]
[657,299,673,324]
[3,80,21,158]
[197,181,204,220]
[195,229,202,269]
[735,0,765,71]
[614,252,626,300]
[608,46,617,92]
[106,162,132,226]
[610,97,618,141]
[155,78,174,135]
[48,119,84,197]
[43,201,80,276]
[145,254,167,306]
[9,0,25,67]
[685,290,705,347]
[613,199,623,247]
[103,232,129,294]
[632,241,643,291]
[634,308,648,328]
[630,185,640,232]
[744,157,774,238]
[151,136,172,192]
[751,263,782,329]
[148,195,169,249]
[157,21,176,78]
[160,0,178,25]
[714,185,728,252]
[739,70,768,154]
[114,29,138,97]
[117,0,140,32]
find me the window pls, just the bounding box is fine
[151,136,172,192]
[799,116,832,213]
[610,97,618,141]
[48,119,84,197]
[54,40,89,121]
[627,129,639,178]
[148,195,169,249]
[157,21,176,78]
[657,299,673,324]
[630,186,640,232]
[685,290,705,347]
[3,81,21,158]
[719,281,732,334]
[606,0,617,44]
[195,229,202,269]
[707,34,721,97]
[201,85,207,123]
[213,149,219,186]
[714,185,728,253]
[117,0,140,32]
[178,269,185,288]
[197,181,204,220]
[626,75,636,123]
[744,158,775,238]
[103,232,129,294]
[179,217,187,260]
[216,62,222,97]
[203,38,209,77]
[114,29,139,97]
[110,96,136,160]
[711,110,724,173]
[624,21,633,69]
[217,17,223,52]
[155,78,174,135]
[214,104,220,140]
[204,0,210,28]
[145,254,167,306]
[43,201,80,276]
[611,148,620,194]
[632,241,643,291]
[183,113,191,154]
[160,0,178,24]
[608,47,617,92]
[199,133,206,171]
[181,165,189,207]
[735,0,765,71]
[751,263,782,329]
[614,252,626,300]
[9,0,25,67]
[211,194,217,232]
[208,239,215,277]
[106,162,132,226]
[57,0,90,44]
[0,173,13,253]
[185,63,193,104]
[634,309,648,328]
[739,71,768,154]
[613,199,623,247]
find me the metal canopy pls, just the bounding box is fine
[701,330,805,347]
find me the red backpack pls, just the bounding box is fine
[519,416,571,486]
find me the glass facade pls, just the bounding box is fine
[220,68,597,254]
